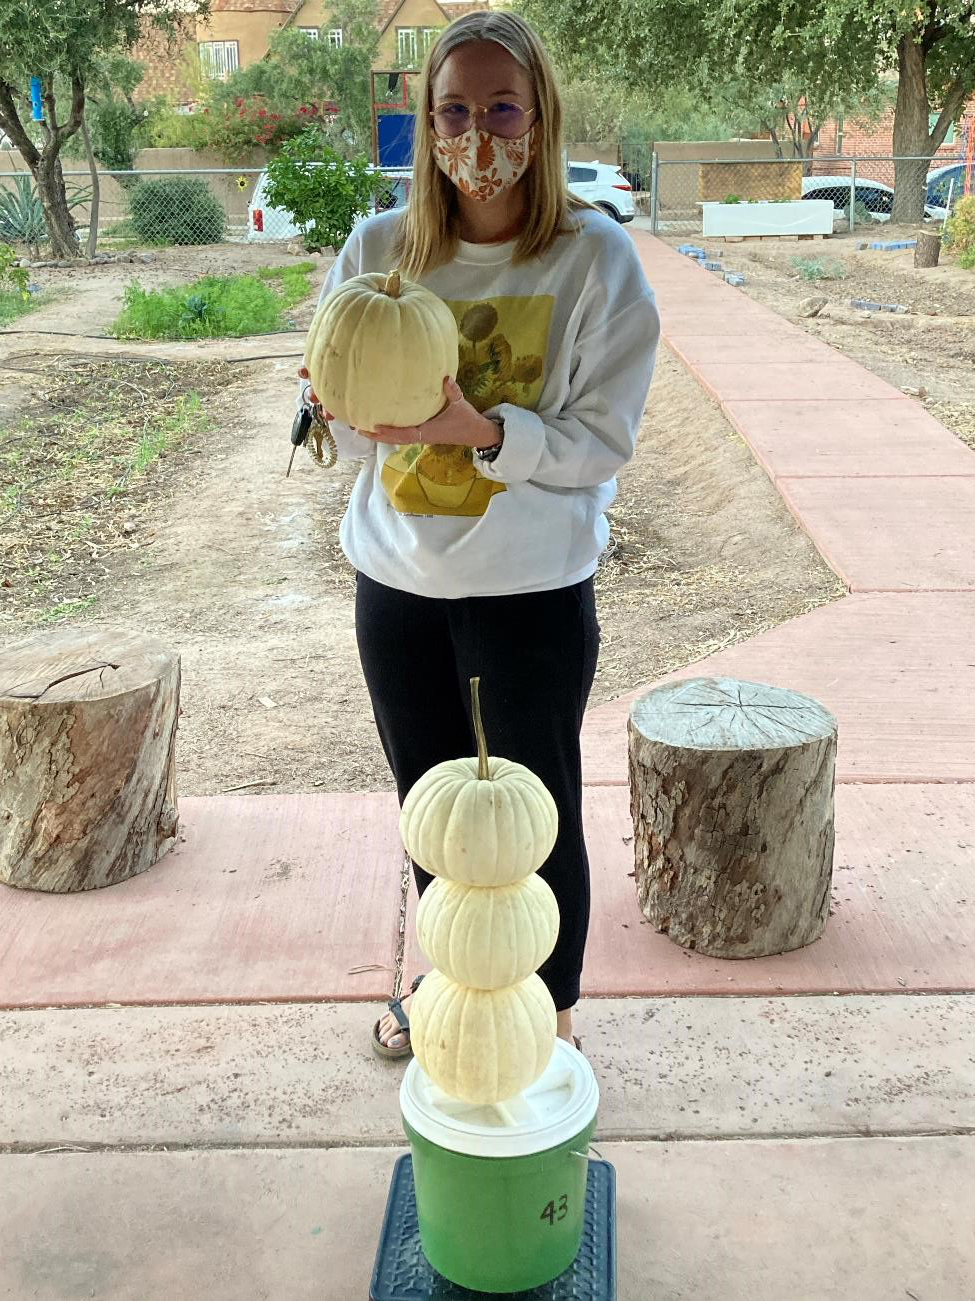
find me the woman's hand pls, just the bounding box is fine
[297,366,333,421]
[368,377,499,448]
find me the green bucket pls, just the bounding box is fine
[399,1039,599,1294]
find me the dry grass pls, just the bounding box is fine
[0,354,235,624]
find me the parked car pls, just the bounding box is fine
[247,166,412,242]
[925,162,972,220]
[567,160,635,222]
[801,175,894,222]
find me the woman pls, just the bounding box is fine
[298,11,659,1057]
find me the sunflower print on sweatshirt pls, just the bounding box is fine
[380,294,554,517]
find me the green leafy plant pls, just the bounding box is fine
[263,129,387,251]
[127,177,225,246]
[722,193,743,204]
[111,264,316,339]
[0,242,30,298]
[0,239,35,324]
[944,195,975,270]
[844,198,872,226]
[791,256,846,282]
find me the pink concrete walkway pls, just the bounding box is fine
[2,233,973,1009]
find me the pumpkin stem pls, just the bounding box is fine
[470,676,490,781]
[383,270,402,299]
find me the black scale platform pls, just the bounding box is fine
[369,1155,616,1300]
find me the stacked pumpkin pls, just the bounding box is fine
[400,677,561,1105]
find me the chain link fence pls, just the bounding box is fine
[647,154,974,236]
[0,166,413,255]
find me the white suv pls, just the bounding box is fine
[567,160,636,223]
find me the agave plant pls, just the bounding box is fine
[0,176,47,253]
[0,175,93,257]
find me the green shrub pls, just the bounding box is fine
[127,177,225,246]
[944,195,975,270]
[111,264,315,339]
[722,193,743,204]
[844,198,872,226]
[263,128,386,251]
[791,256,846,282]
[0,240,34,324]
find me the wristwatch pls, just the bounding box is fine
[475,415,505,463]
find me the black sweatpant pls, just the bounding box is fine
[355,571,600,1011]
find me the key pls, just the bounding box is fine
[287,406,313,478]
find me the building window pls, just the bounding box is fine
[199,40,239,80]
[396,26,439,64]
[299,27,343,46]
[929,112,955,145]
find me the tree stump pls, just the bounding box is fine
[914,229,941,268]
[628,676,836,958]
[0,628,180,893]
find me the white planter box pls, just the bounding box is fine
[701,199,834,238]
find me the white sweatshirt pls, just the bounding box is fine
[310,207,659,598]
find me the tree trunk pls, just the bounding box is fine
[0,628,180,893]
[628,676,837,959]
[914,228,942,268]
[891,37,938,226]
[34,151,81,259]
[81,117,100,259]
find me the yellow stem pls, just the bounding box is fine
[383,269,401,298]
[470,676,490,781]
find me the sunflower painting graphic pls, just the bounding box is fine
[380,294,554,517]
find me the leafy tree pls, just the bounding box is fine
[523,0,975,221]
[0,2,201,258]
[711,0,975,221]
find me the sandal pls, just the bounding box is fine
[372,974,425,1060]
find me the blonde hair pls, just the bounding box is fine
[392,11,585,276]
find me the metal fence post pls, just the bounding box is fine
[849,158,857,232]
[650,151,659,235]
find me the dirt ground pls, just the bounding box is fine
[661,225,975,449]
[1,242,843,795]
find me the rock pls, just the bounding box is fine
[139,253,155,264]
[799,295,827,318]
[901,385,928,399]
[122,520,138,536]
[286,240,306,256]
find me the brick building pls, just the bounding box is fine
[134,0,498,105]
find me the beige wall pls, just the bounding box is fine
[378,0,449,67]
[654,139,793,216]
[196,12,291,70]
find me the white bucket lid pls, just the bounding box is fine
[400,1038,599,1159]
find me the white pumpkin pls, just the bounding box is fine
[416,875,559,990]
[400,677,558,886]
[409,969,557,1104]
[303,269,459,433]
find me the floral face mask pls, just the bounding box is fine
[433,124,537,202]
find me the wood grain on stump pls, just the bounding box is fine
[914,229,942,268]
[0,628,180,893]
[628,676,836,958]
